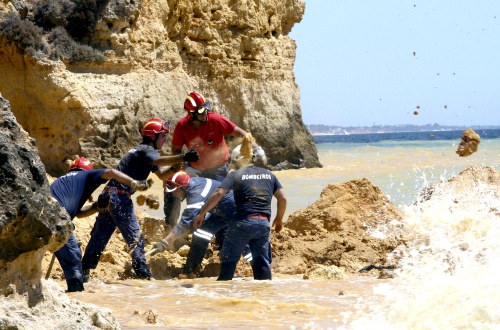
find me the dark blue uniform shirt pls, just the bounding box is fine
[220,165,282,219]
[50,169,106,219]
[107,144,160,193]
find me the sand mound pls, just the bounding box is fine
[271,178,406,275]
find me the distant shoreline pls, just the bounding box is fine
[311,129,457,136]
[308,125,500,136]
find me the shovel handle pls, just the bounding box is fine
[145,248,159,257]
[45,253,56,280]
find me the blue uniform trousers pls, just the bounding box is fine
[82,192,151,278]
[184,216,252,274]
[217,217,272,281]
[54,233,84,292]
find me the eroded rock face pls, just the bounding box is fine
[271,178,405,274]
[0,95,120,328]
[0,95,70,297]
[0,0,320,176]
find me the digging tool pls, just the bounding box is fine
[145,249,159,257]
[145,239,169,257]
[45,253,56,280]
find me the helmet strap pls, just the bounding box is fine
[141,136,153,146]
[153,134,160,150]
[141,136,158,149]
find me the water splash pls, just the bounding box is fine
[346,167,500,329]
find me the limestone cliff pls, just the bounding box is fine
[0,0,320,176]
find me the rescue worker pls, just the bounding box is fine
[50,157,151,292]
[164,91,267,227]
[81,118,199,281]
[193,144,286,281]
[152,171,252,277]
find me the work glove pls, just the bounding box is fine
[92,192,110,212]
[130,178,153,192]
[253,146,267,165]
[153,239,169,252]
[181,149,199,163]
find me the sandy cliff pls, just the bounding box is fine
[0,0,320,176]
[0,95,120,329]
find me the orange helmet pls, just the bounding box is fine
[184,91,212,114]
[69,157,93,171]
[140,118,170,138]
[165,171,190,192]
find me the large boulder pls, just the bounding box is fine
[0,95,70,298]
[0,95,119,329]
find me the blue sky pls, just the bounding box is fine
[290,1,500,127]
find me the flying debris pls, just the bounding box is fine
[456,128,481,157]
[413,111,419,115]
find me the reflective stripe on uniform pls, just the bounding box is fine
[186,201,205,209]
[200,179,212,197]
[193,228,213,241]
[243,252,253,263]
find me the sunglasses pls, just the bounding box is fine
[162,121,171,133]
[193,102,212,114]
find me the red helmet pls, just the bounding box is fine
[165,171,190,192]
[69,157,93,171]
[184,92,212,114]
[141,118,170,138]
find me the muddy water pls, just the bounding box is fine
[73,274,385,329]
[77,138,500,329]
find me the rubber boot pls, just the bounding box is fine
[217,261,238,281]
[67,278,84,292]
[184,237,210,274]
[82,269,90,283]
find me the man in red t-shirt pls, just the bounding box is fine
[164,91,267,227]
[172,91,266,180]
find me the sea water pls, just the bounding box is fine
[274,129,500,218]
[75,129,500,329]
